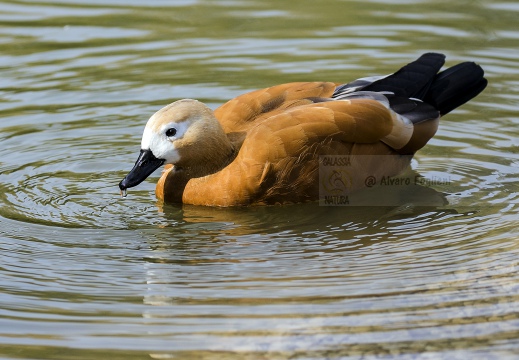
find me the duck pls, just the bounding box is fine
[119,52,487,206]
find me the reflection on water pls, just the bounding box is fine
[1,0,519,358]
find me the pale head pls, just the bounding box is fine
[141,99,221,164]
[120,99,231,192]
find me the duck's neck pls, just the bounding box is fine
[158,133,237,203]
[180,137,236,178]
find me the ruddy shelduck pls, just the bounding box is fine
[119,53,487,206]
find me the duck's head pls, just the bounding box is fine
[119,99,228,194]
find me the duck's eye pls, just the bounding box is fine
[165,128,177,138]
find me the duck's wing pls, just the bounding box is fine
[239,98,438,160]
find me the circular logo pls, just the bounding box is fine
[323,169,352,193]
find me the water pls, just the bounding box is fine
[1,0,518,358]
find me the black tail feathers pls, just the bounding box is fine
[363,53,446,99]
[363,52,487,116]
[424,61,487,115]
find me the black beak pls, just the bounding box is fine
[119,149,165,191]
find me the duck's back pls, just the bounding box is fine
[213,82,338,133]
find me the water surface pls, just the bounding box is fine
[1,0,518,359]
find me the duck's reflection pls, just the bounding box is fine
[140,171,453,330]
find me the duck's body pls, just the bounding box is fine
[119,53,487,206]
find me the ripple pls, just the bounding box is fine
[1,26,148,43]
[1,0,519,358]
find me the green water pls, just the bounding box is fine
[1,0,518,359]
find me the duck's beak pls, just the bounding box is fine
[119,149,165,191]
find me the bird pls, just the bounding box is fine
[119,52,487,206]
